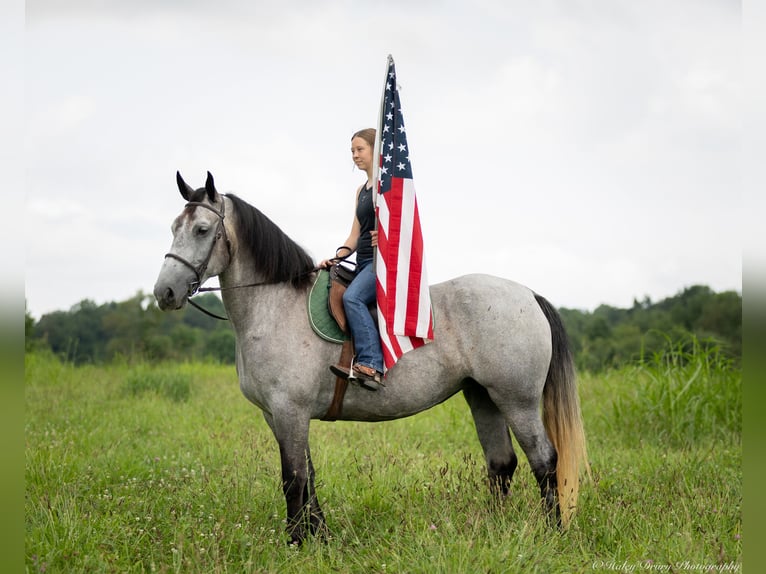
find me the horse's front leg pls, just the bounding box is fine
[303,448,327,538]
[263,411,326,545]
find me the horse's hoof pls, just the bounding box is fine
[286,524,306,547]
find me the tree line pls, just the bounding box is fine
[26,284,740,372]
[559,285,741,372]
[26,292,236,365]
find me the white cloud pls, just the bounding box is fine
[24,1,743,317]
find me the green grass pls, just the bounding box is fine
[610,336,741,448]
[25,348,741,573]
[123,364,193,403]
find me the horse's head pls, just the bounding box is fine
[154,171,231,311]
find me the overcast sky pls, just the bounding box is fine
[23,0,742,319]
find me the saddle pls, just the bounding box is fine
[307,264,372,421]
[307,264,379,343]
[308,268,349,344]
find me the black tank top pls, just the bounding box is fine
[355,184,375,264]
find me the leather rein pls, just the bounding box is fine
[163,196,321,321]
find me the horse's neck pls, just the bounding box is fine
[219,259,262,314]
[218,258,303,334]
[217,204,269,320]
[217,199,309,335]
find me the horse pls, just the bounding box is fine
[153,171,590,545]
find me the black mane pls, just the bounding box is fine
[226,193,315,289]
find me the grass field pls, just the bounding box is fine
[25,343,741,573]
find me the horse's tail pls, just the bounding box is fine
[535,293,591,527]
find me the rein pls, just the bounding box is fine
[164,195,325,321]
[192,267,321,321]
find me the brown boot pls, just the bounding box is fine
[352,364,385,390]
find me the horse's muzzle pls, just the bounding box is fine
[154,283,186,311]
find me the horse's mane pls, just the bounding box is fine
[225,193,315,289]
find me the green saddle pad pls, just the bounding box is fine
[307,269,347,344]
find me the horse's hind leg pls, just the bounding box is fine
[501,400,560,525]
[463,379,517,496]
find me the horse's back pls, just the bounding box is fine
[430,273,545,328]
[426,273,552,386]
[431,273,537,308]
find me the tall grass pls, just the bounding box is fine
[25,347,742,573]
[608,335,741,448]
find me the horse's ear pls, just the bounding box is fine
[205,171,217,202]
[176,171,194,201]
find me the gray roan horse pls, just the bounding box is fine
[154,172,590,545]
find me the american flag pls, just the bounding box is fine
[375,55,434,371]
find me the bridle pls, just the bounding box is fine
[163,195,322,321]
[163,198,231,318]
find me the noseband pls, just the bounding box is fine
[164,198,230,298]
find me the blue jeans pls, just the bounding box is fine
[342,259,383,373]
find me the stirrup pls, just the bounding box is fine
[329,364,350,379]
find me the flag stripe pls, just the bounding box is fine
[404,186,426,336]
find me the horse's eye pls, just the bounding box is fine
[196,227,209,237]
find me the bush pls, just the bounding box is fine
[206,330,236,363]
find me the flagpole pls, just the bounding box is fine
[372,54,393,270]
[372,54,392,210]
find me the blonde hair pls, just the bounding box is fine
[352,128,376,149]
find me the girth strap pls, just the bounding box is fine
[321,339,354,421]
